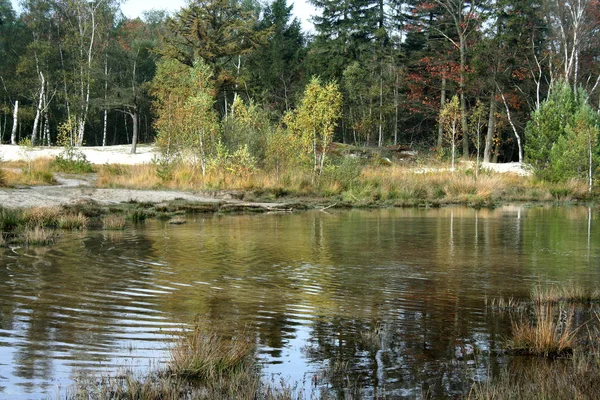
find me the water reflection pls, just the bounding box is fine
[0,206,599,398]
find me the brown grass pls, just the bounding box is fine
[101,214,126,230]
[507,302,578,357]
[1,158,56,186]
[23,226,56,245]
[23,206,62,227]
[532,281,600,305]
[57,213,89,230]
[169,323,255,381]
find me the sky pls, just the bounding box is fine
[10,0,316,32]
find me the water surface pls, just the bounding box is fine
[1,206,599,398]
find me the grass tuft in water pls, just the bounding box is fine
[101,214,126,230]
[57,213,89,230]
[507,302,578,357]
[23,226,56,245]
[169,322,255,381]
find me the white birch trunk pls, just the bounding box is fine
[10,100,18,145]
[32,72,45,145]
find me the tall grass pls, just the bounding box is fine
[0,207,25,232]
[57,213,89,230]
[23,206,62,228]
[101,214,126,230]
[532,280,600,304]
[23,226,56,245]
[169,323,255,381]
[507,302,578,357]
[65,320,300,400]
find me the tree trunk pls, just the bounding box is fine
[498,87,523,163]
[460,36,469,160]
[438,76,447,148]
[394,70,399,146]
[483,90,496,163]
[10,100,18,145]
[103,52,108,146]
[32,72,45,145]
[130,108,138,154]
[378,72,383,147]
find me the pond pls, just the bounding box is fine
[1,206,599,398]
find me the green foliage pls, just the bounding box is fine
[525,82,599,183]
[152,58,220,176]
[221,97,271,162]
[51,120,93,173]
[319,158,362,191]
[439,95,462,171]
[284,77,343,180]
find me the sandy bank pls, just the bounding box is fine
[0,144,155,165]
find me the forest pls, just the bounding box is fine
[0,0,599,181]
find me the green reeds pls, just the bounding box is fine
[0,207,25,232]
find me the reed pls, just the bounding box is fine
[23,226,56,245]
[507,302,577,357]
[169,323,255,381]
[101,214,126,230]
[532,281,600,304]
[23,206,62,228]
[57,213,89,230]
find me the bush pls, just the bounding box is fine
[51,119,93,173]
[525,81,599,183]
[52,147,93,173]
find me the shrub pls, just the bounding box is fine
[525,81,599,183]
[51,119,93,173]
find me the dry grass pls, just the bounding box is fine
[57,213,89,230]
[94,160,596,206]
[470,314,600,400]
[101,214,126,230]
[532,281,600,305]
[1,158,55,186]
[23,226,56,245]
[507,302,578,357]
[23,206,62,227]
[0,234,5,247]
[169,323,255,381]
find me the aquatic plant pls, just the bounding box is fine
[23,226,56,245]
[101,214,126,230]
[507,302,578,357]
[169,323,255,381]
[57,213,89,230]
